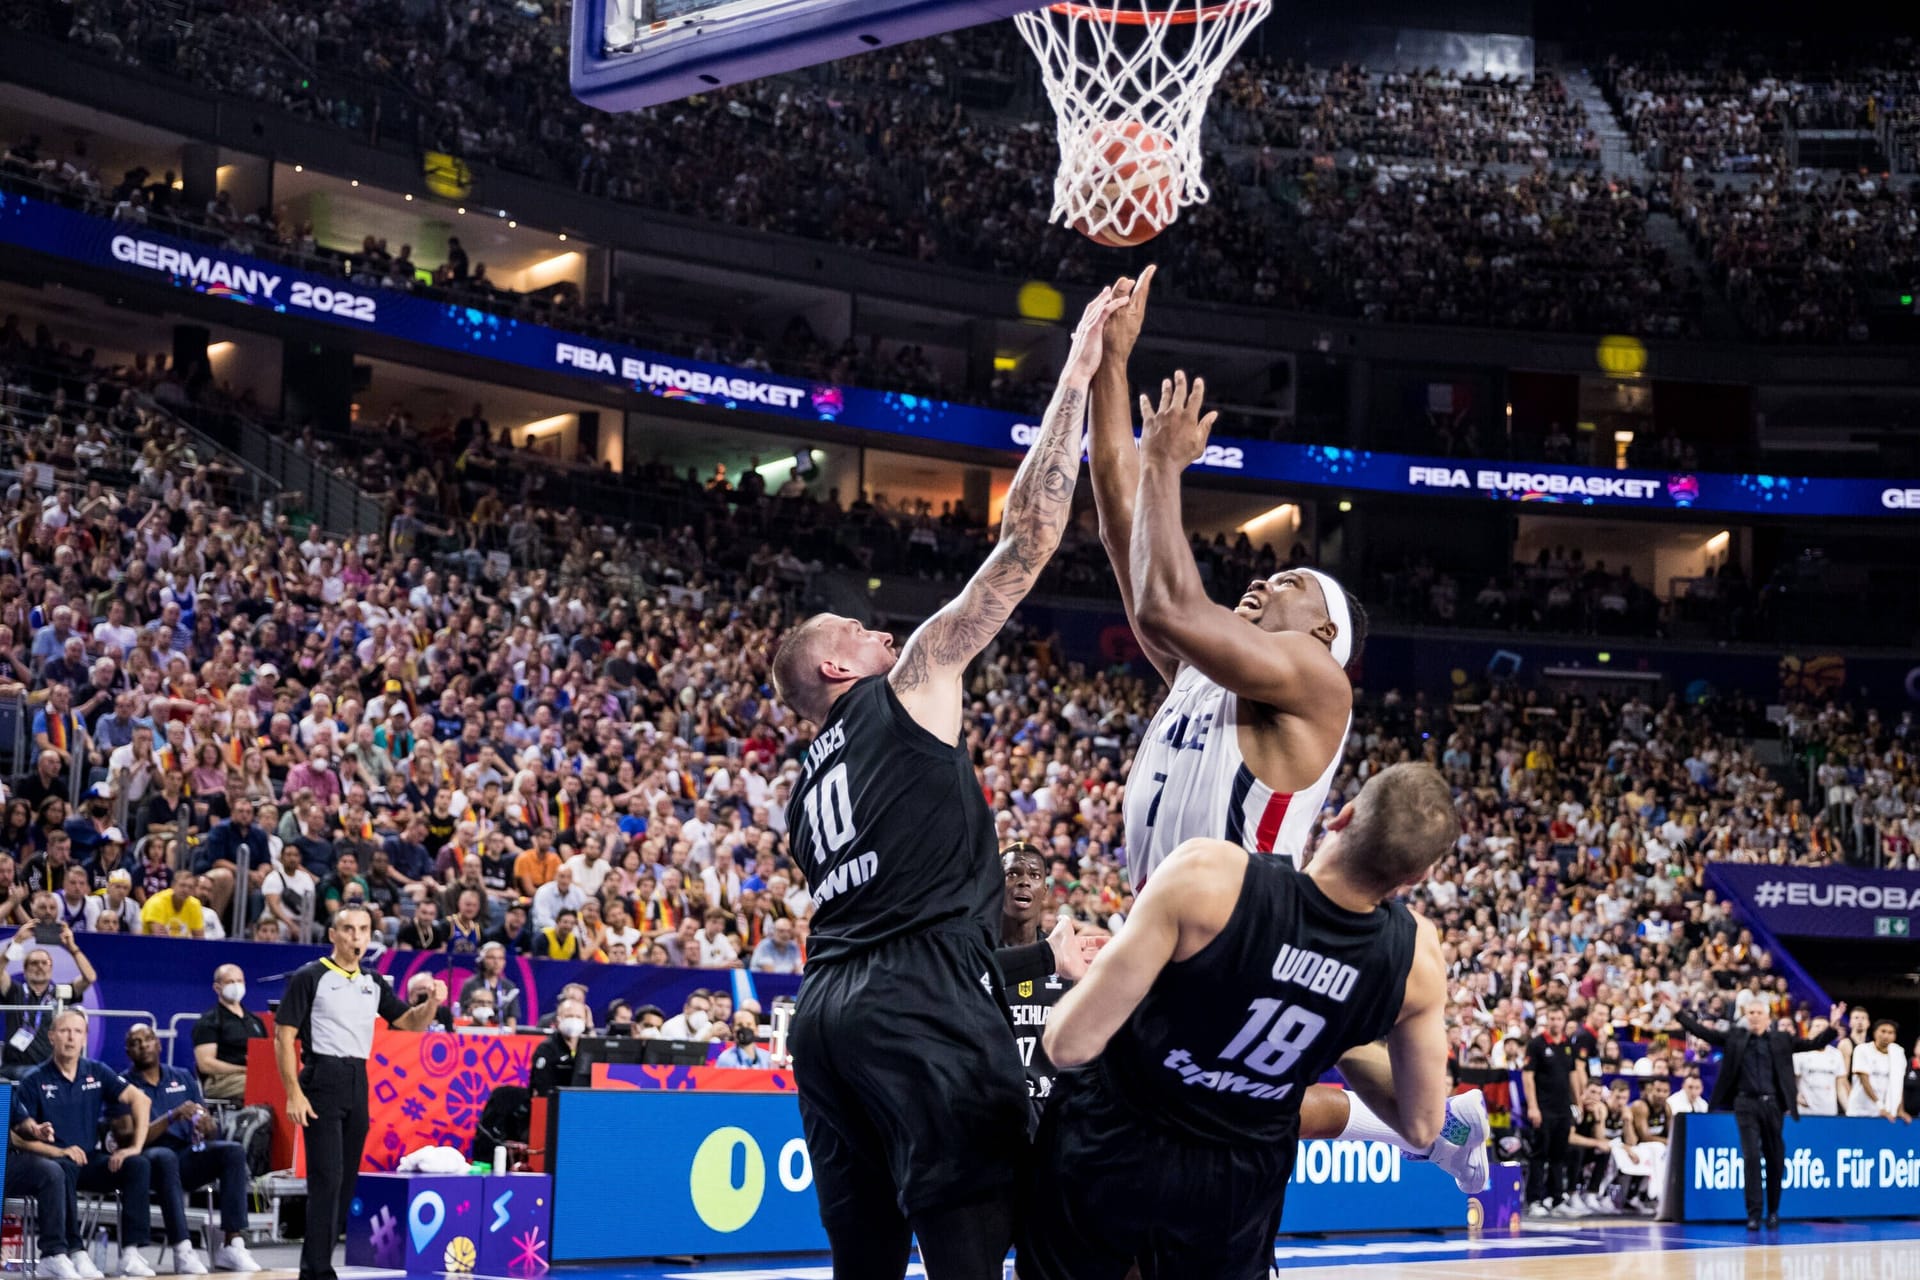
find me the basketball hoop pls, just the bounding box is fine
[1014,0,1269,245]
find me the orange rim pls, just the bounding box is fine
[1045,0,1256,22]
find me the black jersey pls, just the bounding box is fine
[1640,1100,1669,1141]
[1099,853,1416,1146]
[1008,967,1070,1103]
[787,675,1000,968]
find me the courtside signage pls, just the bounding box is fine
[551,1090,828,1259]
[548,1089,1473,1259]
[1671,1114,1920,1220]
[5,190,1915,519]
[1706,864,1920,940]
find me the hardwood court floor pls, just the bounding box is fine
[236,1218,1920,1280]
[534,1218,1920,1280]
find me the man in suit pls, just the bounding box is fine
[1666,992,1845,1229]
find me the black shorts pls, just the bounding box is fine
[1017,1068,1295,1280]
[792,925,1029,1224]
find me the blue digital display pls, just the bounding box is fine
[547,1088,1471,1261]
[1673,1114,1920,1221]
[5,190,1916,520]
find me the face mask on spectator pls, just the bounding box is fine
[733,1026,758,1048]
[687,1010,709,1033]
[222,982,245,1003]
[557,1016,586,1039]
[471,1006,494,1022]
[637,1025,661,1040]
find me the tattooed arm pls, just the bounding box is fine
[890,286,1122,745]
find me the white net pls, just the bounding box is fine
[1014,0,1270,246]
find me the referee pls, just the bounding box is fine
[275,905,441,1280]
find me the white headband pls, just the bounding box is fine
[1301,569,1353,669]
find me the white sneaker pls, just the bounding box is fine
[171,1244,210,1276]
[211,1242,263,1274]
[1551,1199,1584,1218]
[71,1252,105,1280]
[1525,1200,1553,1219]
[119,1247,156,1278]
[40,1255,81,1280]
[1426,1089,1491,1194]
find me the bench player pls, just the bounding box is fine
[1087,271,1486,1190]
[770,285,1123,1280]
[1018,763,1458,1280]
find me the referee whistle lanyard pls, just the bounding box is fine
[321,956,362,981]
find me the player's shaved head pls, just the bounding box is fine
[772,613,898,724]
[772,614,836,722]
[1336,763,1458,897]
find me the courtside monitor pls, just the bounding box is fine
[569,0,1047,111]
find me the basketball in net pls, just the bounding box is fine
[1016,0,1270,247]
[1071,120,1179,247]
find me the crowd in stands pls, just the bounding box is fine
[1214,63,1597,166]
[15,0,1920,346]
[1599,59,1790,175]
[1672,170,1920,343]
[1286,162,1699,336]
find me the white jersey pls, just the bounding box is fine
[1123,664,1348,892]
[1793,1043,1846,1116]
[1846,1041,1905,1118]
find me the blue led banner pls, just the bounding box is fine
[1707,864,1920,941]
[1668,1114,1920,1221]
[4,190,1915,519]
[548,1088,1479,1261]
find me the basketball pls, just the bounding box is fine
[1070,120,1180,247]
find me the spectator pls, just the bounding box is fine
[458,942,524,1023]
[528,997,588,1097]
[189,964,265,1102]
[0,924,96,1076]
[750,916,804,974]
[259,845,317,943]
[714,1013,774,1068]
[695,908,740,968]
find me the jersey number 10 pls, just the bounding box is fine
[802,763,856,867]
[1219,997,1327,1077]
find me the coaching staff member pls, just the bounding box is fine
[276,905,441,1280]
[1665,992,1845,1229]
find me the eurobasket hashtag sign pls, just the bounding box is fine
[1753,881,1786,908]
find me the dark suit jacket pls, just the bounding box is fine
[1676,1008,1837,1119]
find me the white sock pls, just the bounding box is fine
[1335,1092,1425,1153]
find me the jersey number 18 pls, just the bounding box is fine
[1219,997,1327,1077]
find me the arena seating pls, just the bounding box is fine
[12,0,1920,342]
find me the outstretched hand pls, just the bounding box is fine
[1063,287,1128,385]
[1100,265,1157,369]
[1048,914,1107,981]
[1138,370,1218,468]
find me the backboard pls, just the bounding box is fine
[570,0,1047,112]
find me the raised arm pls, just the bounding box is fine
[1789,1004,1847,1053]
[1671,1005,1726,1047]
[1130,373,1350,717]
[890,288,1120,742]
[1089,266,1178,685]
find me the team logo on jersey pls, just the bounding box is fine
[1017,981,1033,998]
